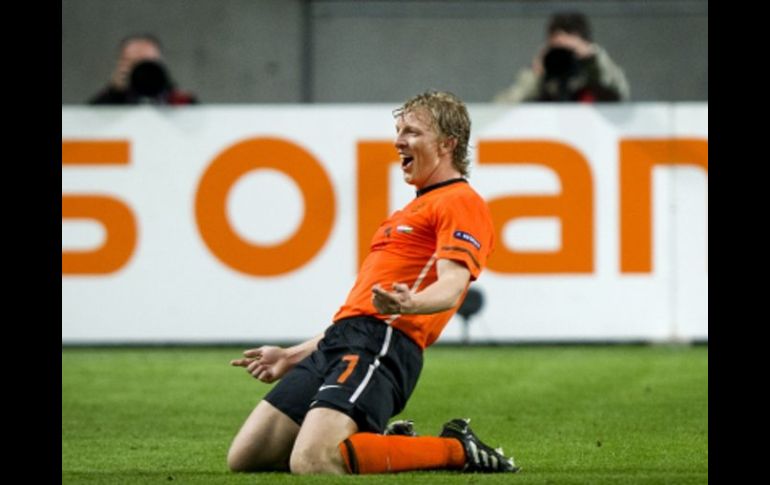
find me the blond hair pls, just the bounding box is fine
[393,90,471,176]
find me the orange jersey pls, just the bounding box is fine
[333,179,495,349]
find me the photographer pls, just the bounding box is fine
[494,12,629,103]
[89,34,197,105]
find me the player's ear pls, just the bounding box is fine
[440,137,457,154]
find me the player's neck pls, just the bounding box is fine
[415,176,467,197]
[416,163,462,191]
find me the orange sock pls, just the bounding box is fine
[338,432,465,474]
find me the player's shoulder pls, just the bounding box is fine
[430,182,491,221]
[443,180,486,205]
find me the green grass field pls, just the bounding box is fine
[62,345,707,484]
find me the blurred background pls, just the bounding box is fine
[61,0,707,105]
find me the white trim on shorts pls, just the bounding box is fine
[348,252,437,404]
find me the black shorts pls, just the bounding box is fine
[263,316,423,433]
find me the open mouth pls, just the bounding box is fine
[401,156,414,169]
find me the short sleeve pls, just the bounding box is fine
[434,191,494,280]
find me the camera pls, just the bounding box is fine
[128,60,172,99]
[543,46,578,80]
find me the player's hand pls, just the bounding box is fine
[230,345,290,383]
[372,283,415,315]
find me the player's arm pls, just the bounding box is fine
[230,332,325,383]
[372,258,471,315]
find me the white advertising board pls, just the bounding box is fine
[62,104,707,344]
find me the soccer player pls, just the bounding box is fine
[228,90,518,475]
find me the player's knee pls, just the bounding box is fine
[227,443,256,472]
[227,443,272,472]
[289,444,344,475]
[289,447,322,475]
[227,447,249,472]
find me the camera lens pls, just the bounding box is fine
[129,60,171,97]
[543,47,577,79]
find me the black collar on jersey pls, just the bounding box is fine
[415,177,467,197]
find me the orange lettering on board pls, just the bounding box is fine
[61,196,138,274]
[62,140,130,165]
[195,137,336,276]
[61,140,137,275]
[478,141,594,273]
[619,138,708,273]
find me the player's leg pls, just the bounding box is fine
[338,419,519,474]
[283,316,410,474]
[289,407,359,474]
[227,400,299,471]
[309,319,516,474]
[228,349,328,472]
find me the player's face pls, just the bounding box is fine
[394,108,443,189]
